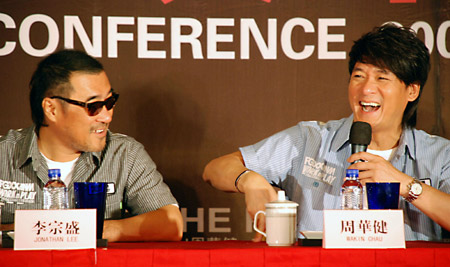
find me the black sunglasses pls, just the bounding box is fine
[50,92,119,116]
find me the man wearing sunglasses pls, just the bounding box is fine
[0,49,183,242]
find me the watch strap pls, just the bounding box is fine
[405,178,422,203]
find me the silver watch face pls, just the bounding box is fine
[411,182,423,195]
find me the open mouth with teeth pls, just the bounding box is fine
[92,129,105,134]
[360,101,380,112]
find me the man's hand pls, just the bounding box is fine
[0,223,14,231]
[347,151,412,196]
[102,204,183,242]
[202,151,278,242]
[239,171,278,242]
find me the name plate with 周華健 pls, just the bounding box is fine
[323,209,405,249]
[14,209,96,250]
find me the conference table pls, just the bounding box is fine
[1,240,449,266]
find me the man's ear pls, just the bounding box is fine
[42,98,59,123]
[407,83,420,102]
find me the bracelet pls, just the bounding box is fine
[235,169,251,193]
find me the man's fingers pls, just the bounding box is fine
[252,232,264,242]
[252,213,266,242]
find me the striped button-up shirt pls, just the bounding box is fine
[240,116,450,241]
[0,126,178,223]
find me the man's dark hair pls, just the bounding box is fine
[29,49,104,134]
[348,23,430,128]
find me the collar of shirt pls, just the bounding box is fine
[330,115,415,161]
[396,127,416,161]
[15,126,102,170]
[331,115,354,153]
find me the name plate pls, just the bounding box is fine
[14,209,96,250]
[323,209,405,249]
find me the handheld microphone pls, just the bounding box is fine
[349,121,372,163]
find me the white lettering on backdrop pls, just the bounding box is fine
[181,207,254,234]
[0,13,449,59]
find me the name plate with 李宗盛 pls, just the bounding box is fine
[14,209,96,250]
[323,209,405,249]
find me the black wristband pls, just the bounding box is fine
[235,169,250,193]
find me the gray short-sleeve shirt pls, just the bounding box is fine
[0,126,178,223]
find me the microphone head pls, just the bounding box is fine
[350,121,372,145]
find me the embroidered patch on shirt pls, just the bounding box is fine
[301,157,337,185]
[0,179,37,204]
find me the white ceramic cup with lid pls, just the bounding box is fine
[253,190,299,246]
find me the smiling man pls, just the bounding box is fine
[0,50,183,242]
[203,24,450,241]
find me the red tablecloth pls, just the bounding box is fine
[1,241,450,266]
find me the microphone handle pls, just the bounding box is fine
[351,144,368,164]
[351,144,368,154]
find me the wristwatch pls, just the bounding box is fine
[405,178,423,203]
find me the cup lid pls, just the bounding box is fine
[265,190,299,208]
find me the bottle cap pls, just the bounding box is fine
[346,169,359,177]
[48,168,61,178]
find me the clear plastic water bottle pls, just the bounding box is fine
[43,169,69,209]
[341,169,363,210]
